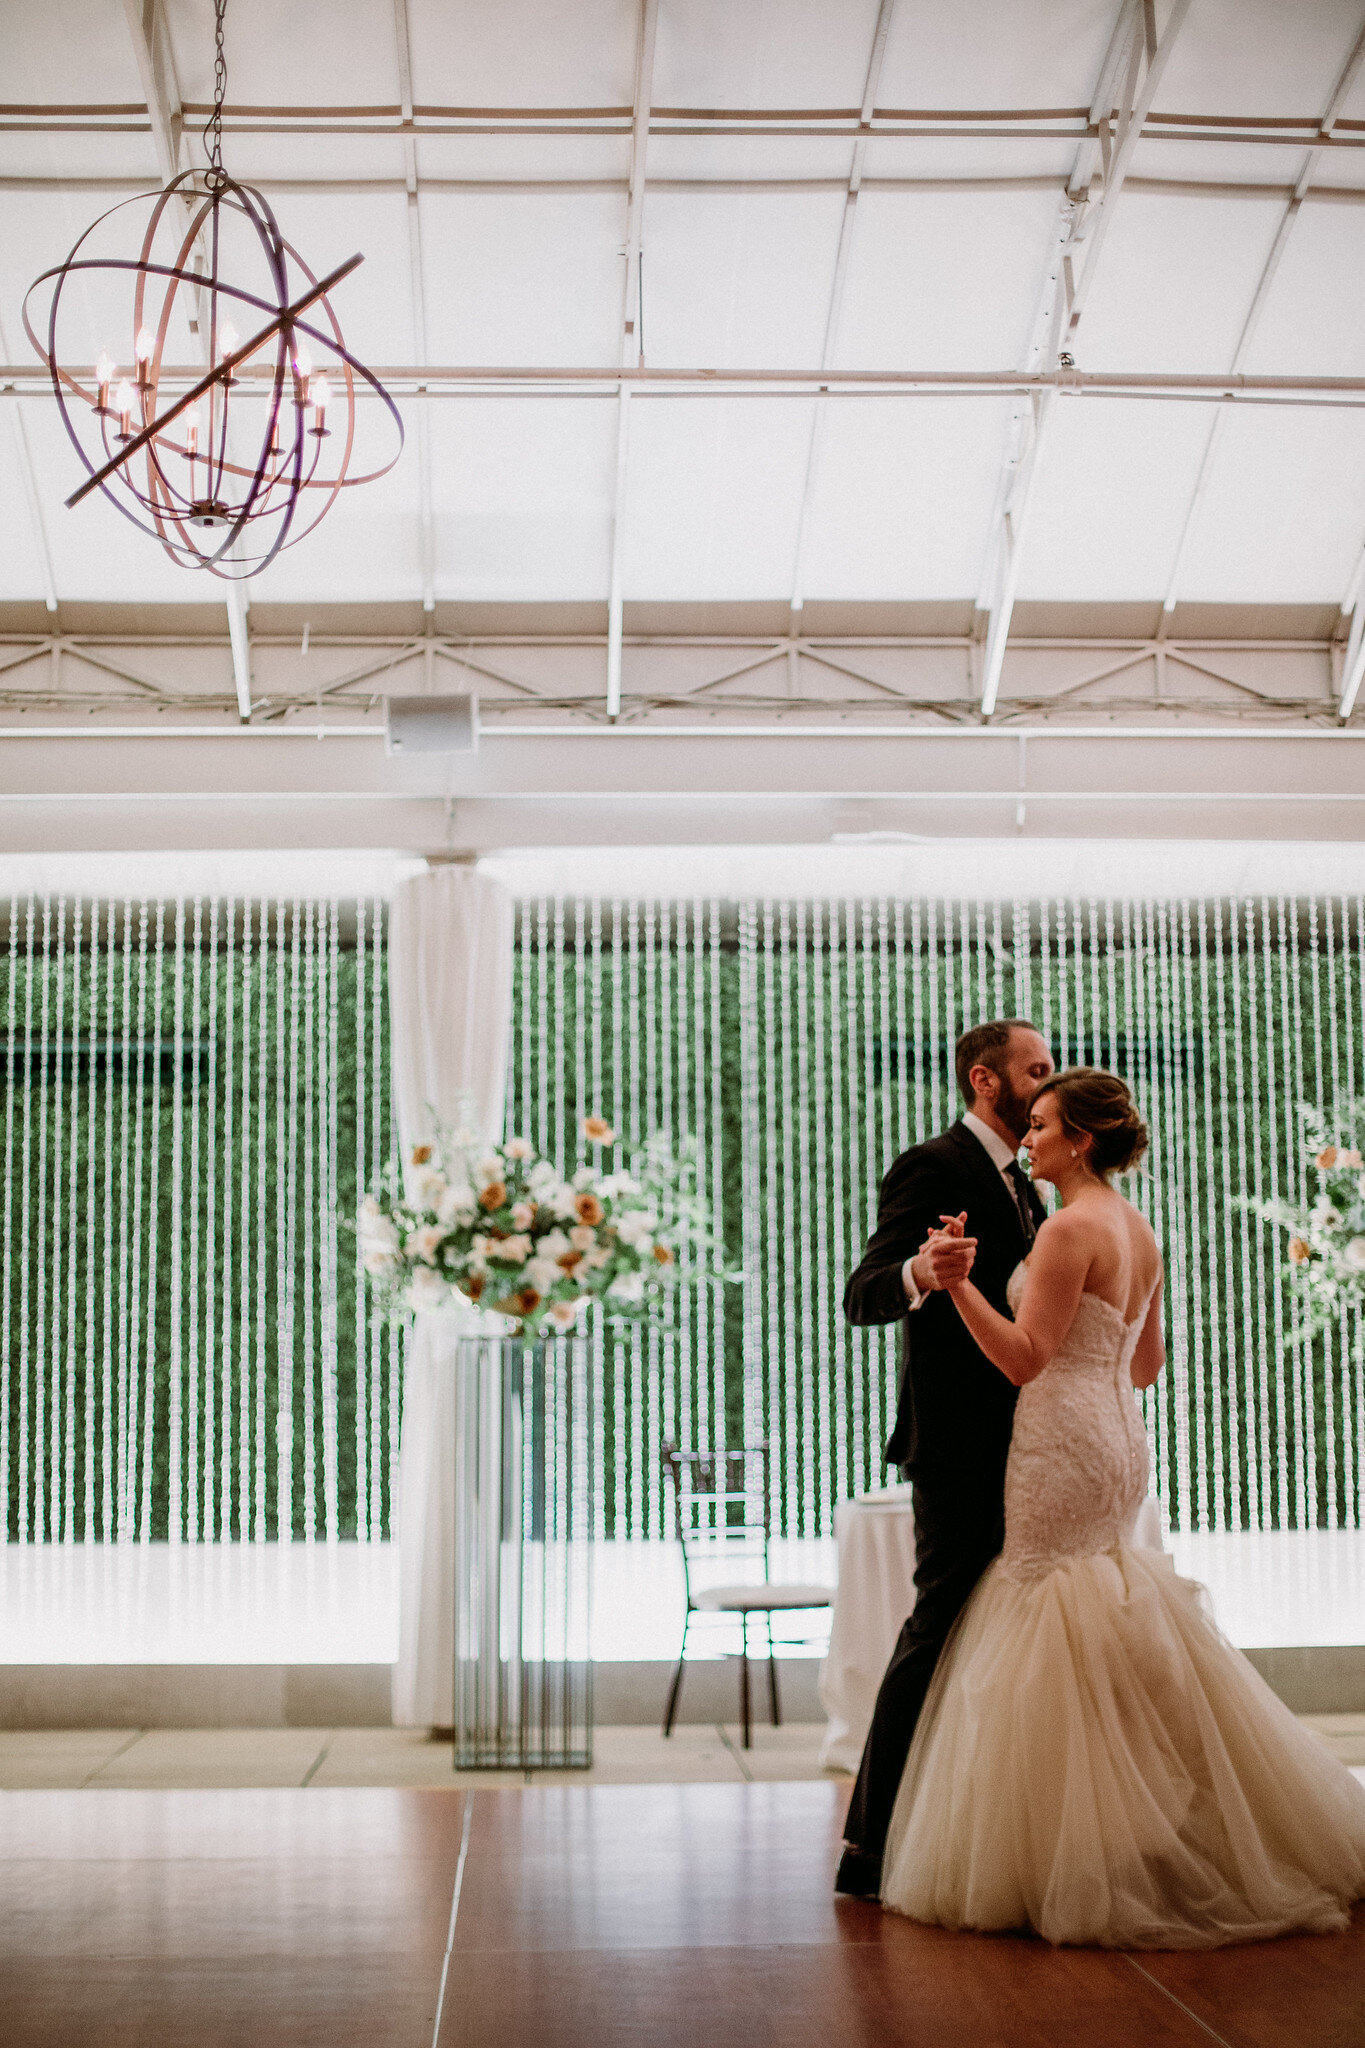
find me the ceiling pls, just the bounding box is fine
[7,0,1365,850]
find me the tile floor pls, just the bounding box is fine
[0,1715,1361,1790]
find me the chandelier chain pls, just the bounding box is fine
[202,0,229,193]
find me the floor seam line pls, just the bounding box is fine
[299,1729,335,1787]
[715,1722,754,1782]
[430,1788,474,2048]
[80,1727,146,1786]
[1124,1955,1236,2046]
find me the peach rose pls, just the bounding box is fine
[557,1251,584,1273]
[464,1273,486,1301]
[582,1115,616,1144]
[652,1244,673,1265]
[410,1144,432,1166]
[1288,1236,1312,1264]
[1316,1147,1339,1171]
[479,1181,507,1212]
[575,1192,605,1226]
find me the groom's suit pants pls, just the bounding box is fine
[842,1474,1006,1860]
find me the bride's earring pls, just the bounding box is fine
[1069,1147,1077,1158]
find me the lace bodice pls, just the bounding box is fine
[999,1262,1152,1581]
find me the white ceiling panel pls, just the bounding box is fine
[0,411,57,603]
[655,0,884,110]
[877,0,1118,110]
[799,396,1015,598]
[1154,0,1365,119]
[1064,192,1285,373]
[0,1,147,101]
[1240,196,1365,376]
[1014,398,1216,600]
[165,0,401,108]
[623,398,812,597]
[1175,404,1365,603]
[835,186,1063,370]
[407,0,636,107]
[642,189,844,367]
[420,190,623,364]
[426,398,615,600]
[412,134,631,184]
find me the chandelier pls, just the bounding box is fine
[22,0,403,579]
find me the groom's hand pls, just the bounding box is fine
[908,1214,977,1295]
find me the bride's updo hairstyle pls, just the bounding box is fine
[1030,1066,1148,1178]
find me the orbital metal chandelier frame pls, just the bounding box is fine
[22,0,403,580]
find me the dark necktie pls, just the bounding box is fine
[1005,1160,1037,1246]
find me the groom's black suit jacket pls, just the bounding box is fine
[843,1120,1046,1479]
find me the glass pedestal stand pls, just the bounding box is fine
[451,1332,593,1770]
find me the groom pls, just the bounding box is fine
[834,1017,1053,1898]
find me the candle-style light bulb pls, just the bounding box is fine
[114,377,135,435]
[309,372,330,416]
[292,343,312,382]
[218,319,239,359]
[185,406,201,457]
[135,325,154,365]
[95,351,115,408]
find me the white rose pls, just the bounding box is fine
[609,1269,645,1303]
[528,1161,557,1193]
[526,1256,562,1293]
[1343,1236,1365,1271]
[538,1227,571,1259]
[616,1212,654,1249]
[436,1182,476,1225]
[504,1136,534,1160]
[474,1153,504,1187]
[572,1165,598,1190]
[360,1213,399,1254]
[362,1245,398,1275]
[405,1265,451,1312]
[548,1297,584,1332]
[1313,1200,1343,1229]
[412,1166,447,1209]
[569,1223,598,1252]
[511,1201,536,1230]
[488,1233,532,1263]
[549,1183,579,1221]
[582,1245,611,1271]
[406,1224,445,1265]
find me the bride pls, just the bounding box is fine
[878,1066,1365,1949]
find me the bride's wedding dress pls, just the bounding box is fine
[880,1265,1365,1948]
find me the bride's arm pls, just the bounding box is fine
[1129,1276,1165,1390]
[944,1213,1091,1386]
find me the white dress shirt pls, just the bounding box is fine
[901,1110,1025,1310]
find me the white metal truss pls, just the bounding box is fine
[975,0,1192,718]
[121,0,254,718]
[393,0,434,614]
[606,0,660,720]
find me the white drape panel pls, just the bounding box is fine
[389,867,513,1727]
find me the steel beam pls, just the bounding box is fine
[976,0,1192,718]
[606,0,660,719]
[393,0,434,612]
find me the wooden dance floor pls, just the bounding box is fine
[2,1779,1362,2046]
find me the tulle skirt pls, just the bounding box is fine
[880,1545,1365,1949]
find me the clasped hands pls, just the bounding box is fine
[909,1212,978,1296]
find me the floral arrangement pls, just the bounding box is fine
[356,1115,716,1336]
[1250,1103,1365,1342]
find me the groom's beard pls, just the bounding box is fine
[993,1078,1034,1146]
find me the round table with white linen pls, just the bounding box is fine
[818,1484,1165,1774]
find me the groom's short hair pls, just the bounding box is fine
[954,1018,1039,1105]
